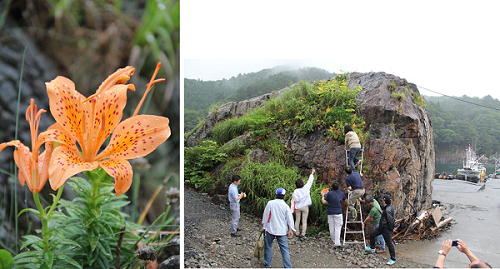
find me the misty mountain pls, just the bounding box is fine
[184,66,335,132]
[424,94,500,159]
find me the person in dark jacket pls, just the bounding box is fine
[365,194,396,265]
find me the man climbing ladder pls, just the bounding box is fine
[344,166,365,220]
[344,124,362,172]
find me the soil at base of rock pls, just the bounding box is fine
[184,188,433,268]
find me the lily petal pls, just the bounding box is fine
[89,84,132,156]
[36,142,53,192]
[13,144,33,191]
[95,66,135,96]
[49,144,99,190]
[95,115,170,160]
[39,123,76,146]
[46,76,87,147]
[99,158,133,196]
[1,141,33,191]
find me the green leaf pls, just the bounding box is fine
[18,208,41,218]
[43,251,53,268]
[97,240,112,259]
[57,238,81,248]
[55,255,82,269]
[95,255,108,269]
[13,250,42,262]
[12,259,40,269]
[87,248,99,267]
[19,235,43,250]
[0,249,14,269]
[101,200,130,210]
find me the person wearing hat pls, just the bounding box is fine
[261,187,295,268]
[360,195,386,253]
[228,174,245,237]
[365,194,396,265]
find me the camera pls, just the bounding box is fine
[452,240,458,247]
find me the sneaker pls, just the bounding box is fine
[376,249,386,253]
[364,246,375,253]
[357,160,362,166]
[230,232,242,237]
[236,228,242,231]
[300,235,307,240]
[386,259,396,265]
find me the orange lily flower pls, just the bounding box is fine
[41,64,170,196]
[0,99,53,193]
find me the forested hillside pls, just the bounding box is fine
[425,95,500,159]
[184,67,334,132]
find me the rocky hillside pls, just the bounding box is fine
[185,72,435,219]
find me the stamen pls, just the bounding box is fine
[133,62,164,117]
[86,97,98,161]
[80,95,87,157]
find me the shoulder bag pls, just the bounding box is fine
[254,231,265,259]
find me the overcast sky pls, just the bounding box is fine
[181,1,500,100]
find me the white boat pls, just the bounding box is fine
[457,145,486,183]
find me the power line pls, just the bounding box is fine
[418,85,500,112]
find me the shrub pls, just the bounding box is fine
[413,92,427,108]
[391,92,405,101]
[388,82,396,91]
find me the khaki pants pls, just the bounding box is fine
[294,206,309,236]
[348,189,365,216]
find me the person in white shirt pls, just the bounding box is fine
[292,168,315,239]
[262,187,295,268]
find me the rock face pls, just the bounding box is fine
[185,72,435,218]
[185,89,286,148]
[0,18,58,243]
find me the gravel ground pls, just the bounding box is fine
[184,188,434,268]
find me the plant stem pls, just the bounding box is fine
[131,173,140,222]
[47,185,64,217]
[33,191,49,251]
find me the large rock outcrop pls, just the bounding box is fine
[185,72,435,218]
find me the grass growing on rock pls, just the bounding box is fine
[184,74,365,229]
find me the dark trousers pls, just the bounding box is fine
[370,226,395,261]
[348,147,361,171]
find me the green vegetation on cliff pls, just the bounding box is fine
[185,74,365,228]
[184,67,334,132]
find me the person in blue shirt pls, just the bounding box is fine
[344,166,365,220]
[228,174,245,237]
[322,181,346,247]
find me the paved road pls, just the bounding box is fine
[397,178,500,267]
